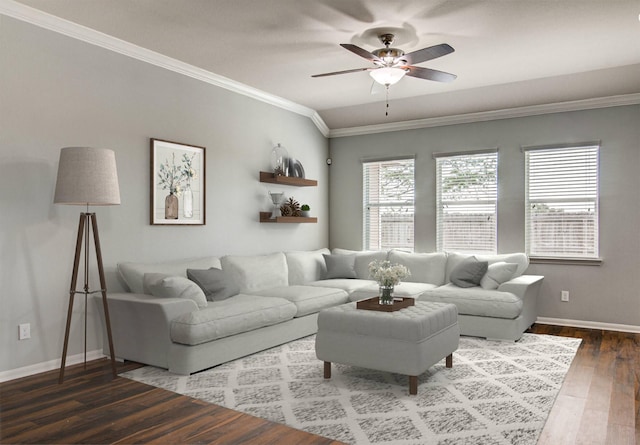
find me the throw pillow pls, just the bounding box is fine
[187,267,240,301]
[143,273,208,309]
[480,262,518,290]
[322,254,357,279]
[449,256,488,288]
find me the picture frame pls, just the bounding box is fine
[151,138,206,225]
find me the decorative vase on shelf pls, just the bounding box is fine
[268,191,286,219]
[165,192,179,219]
[270,143,289,176]
[183,182,193,218]
[379,285,394,305]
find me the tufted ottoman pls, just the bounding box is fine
[315,300,459,395]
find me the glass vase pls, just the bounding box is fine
[183,182,193,218]
[379,285,394,305]
[165,192,178,219]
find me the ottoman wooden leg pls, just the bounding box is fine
[324,361,331,379]
[409,376,418,395]
[446,353,453,368]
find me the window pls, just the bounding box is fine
[435,150,498,253]
[525,143,599,259]
[363,158,415,251]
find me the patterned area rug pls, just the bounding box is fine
[122,333,581,445]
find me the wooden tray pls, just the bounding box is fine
[356,296,415,312]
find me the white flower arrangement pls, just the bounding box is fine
[368,260,410,287]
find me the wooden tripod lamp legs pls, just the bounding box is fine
[59,213,117,384]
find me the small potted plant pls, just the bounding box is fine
[300,204,310,217]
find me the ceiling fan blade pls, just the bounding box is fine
[406,66,457,83]
[311,67,371,78]
[403,43,454,65]
[340,43,381,62]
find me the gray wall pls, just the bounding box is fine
[329,106,640,327]
[1,17,328,373]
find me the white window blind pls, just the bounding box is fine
[436,151,498,253]
[525,144,599,259]
[363,158,415,251]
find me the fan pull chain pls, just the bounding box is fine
[385,85,390,117]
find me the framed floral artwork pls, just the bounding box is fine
[151,138,206,225]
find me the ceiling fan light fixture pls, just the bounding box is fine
[370,67,407,86]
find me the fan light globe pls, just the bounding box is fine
[370,67,407,86]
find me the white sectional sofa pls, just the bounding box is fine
[97,248,543,375]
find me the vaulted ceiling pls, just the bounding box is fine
[10,0,640,131]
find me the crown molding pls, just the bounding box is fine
[328,93,640,138]
[0,0,330,137]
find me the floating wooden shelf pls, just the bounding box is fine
[259,212,317,223]
[259,171,317,187]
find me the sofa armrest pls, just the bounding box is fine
[498,275,543,329]
[497,275,544,299]
[94,292,198,369]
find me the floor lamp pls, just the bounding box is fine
[54,147,120,383]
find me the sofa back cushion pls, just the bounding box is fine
[285,248,330,284]
[221,252,288,293]
[187,267,240,301]
[480,262,519,290]
[331,248,388,279]
[118,256,222,294]
[143,273,208,309]
[387,250,447,286]
[449,256,489,288]
[445,252,529,284]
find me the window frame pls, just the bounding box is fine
[434,149,499,254]
[523,142,601,264]
[362,156,415,252]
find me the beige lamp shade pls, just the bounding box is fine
[54,147,121,205]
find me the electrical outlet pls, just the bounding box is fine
[19,323,31,340]
[561,291,569,302]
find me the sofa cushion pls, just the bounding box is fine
[143,273,208,309]
[250,285,349,317]
[119,256,222,294]
[419,283,523,319]
[450,256,488,288]
[348,281,439,302]
[187,267,239,301]
[170,294,297,345]
[221,252,288,293]
[332,248,388,279]
[323,254,357,279]
[480,262,518,290]
[306,278,373,294]
[388,250,447,286]
[445,252,529,283]
[285,248,330,284]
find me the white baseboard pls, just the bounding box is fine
[536,317,640,334]
[0,349,105,383]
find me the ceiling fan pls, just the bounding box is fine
[312,33,457,87]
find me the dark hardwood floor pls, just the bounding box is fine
[530,325,639,445]
[1,325,638,444]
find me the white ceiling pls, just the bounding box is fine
[11,0,640,130]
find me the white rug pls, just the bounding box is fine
[123,333,581,445]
